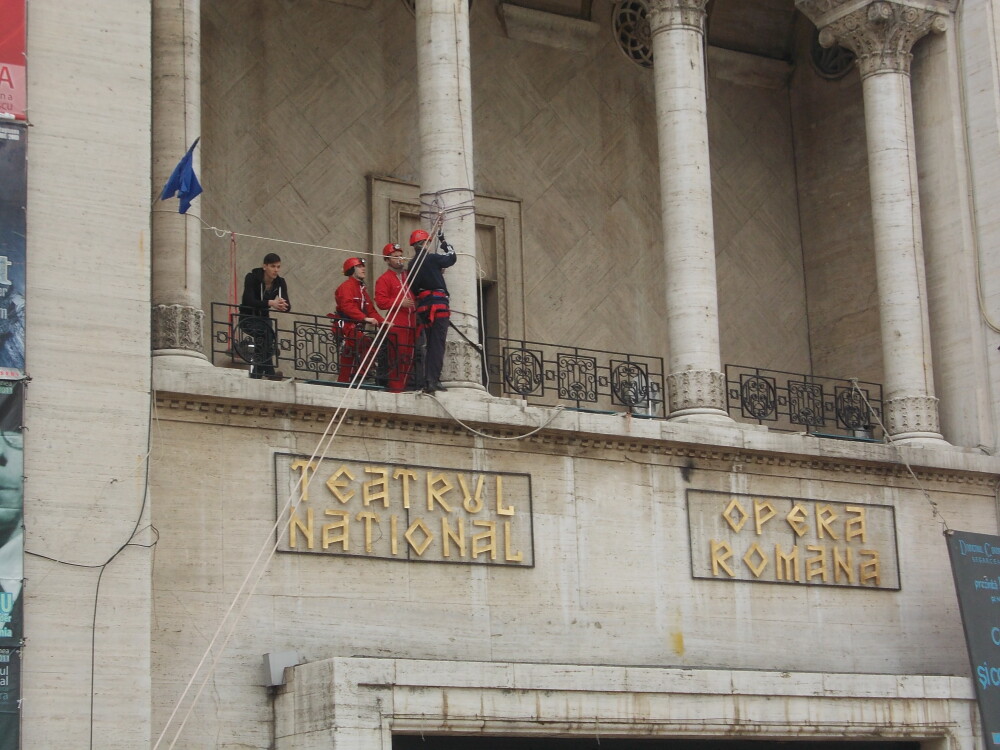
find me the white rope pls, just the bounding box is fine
[849,379,950,534]
[150,208,385,262]
[422,394,564,441]
[156,214,447,749]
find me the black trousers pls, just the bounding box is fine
[240,315,277,378]
[423,316,449,386]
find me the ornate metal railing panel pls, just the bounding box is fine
[486,337,666,417]
[210,303,406,386]
[725,364,883,439]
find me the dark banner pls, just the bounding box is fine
[0,381,21,649]
[947,530,1000,747]
[0,647,20,750]
[0,122,25,379]
[0,0,26,121]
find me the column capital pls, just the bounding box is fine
[152,304,204,355]
[798,1,948,77]
[647,0,708,35]
[666,369,728,418]
[884,394,946,443]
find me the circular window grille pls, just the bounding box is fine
[810,29,855,79]
[613,0,653,69]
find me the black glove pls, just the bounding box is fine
[438,232,453,254]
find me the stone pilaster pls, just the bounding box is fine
[648,0,731,423]
[151,0,205,358]
[797,0,949,444]
[414,0,483,391]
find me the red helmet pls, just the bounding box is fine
[343,257,365,276]
[409,229,429,246]
[382,242,402,256]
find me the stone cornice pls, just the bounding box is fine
[500,3,599,52]
[154,392,1000,489]
[798,0,949,77]
[797,0,950,28]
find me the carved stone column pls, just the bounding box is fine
[797,0,949,444]
[414,0,483,391]
[151,0,205,358]
[648,0,730,422]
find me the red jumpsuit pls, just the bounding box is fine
[334,277,384,383]
[374,268,417,392]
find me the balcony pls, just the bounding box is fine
[724,364,883,440]
[211,303,410,387]
[210,304,667,412]
[484,337,666,417]
[210,304,883,439]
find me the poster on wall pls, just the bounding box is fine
[0,121,25,379]
[0,647,19,750]
[0,381,21,650]
[947,530,1000,747]
[0,0,26,121]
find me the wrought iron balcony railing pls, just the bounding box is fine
[724,364,883,439]
[210,303,411,386]
[484,337,666,417]
[211,304,879,439]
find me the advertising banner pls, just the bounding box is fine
[0,646,19,750]
[0,381,21,650]
[0,0,26,121]
[0,121,25,379]
[946,530,1000,747]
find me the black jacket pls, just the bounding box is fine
[240,267,290,317]
[407,246,457,295]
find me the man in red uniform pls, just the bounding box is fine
[374,242,418,392]
[334,257,384,383]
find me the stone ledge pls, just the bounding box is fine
[708,45,794,89]
[277,656,975,744]
[152,356,1000,483]
[357,656,974,699]
[499,3,599,53]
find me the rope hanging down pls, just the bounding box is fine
[155,210,475,750]
[849,379,950,534]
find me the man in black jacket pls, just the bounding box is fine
[407,230,456,393]
[239,252,290,379]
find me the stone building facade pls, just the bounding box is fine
[17,0,1000,748]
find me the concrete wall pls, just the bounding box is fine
[22,1,153,748]
[942,0,1000,452]
[148,363,1000,747]
[17,0,1000,748]
[912,20,995,451]
[790,17,882,387]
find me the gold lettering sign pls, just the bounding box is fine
[687,489,899,589]
[276,454,533,566]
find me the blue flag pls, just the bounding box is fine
[160,137,203,214]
